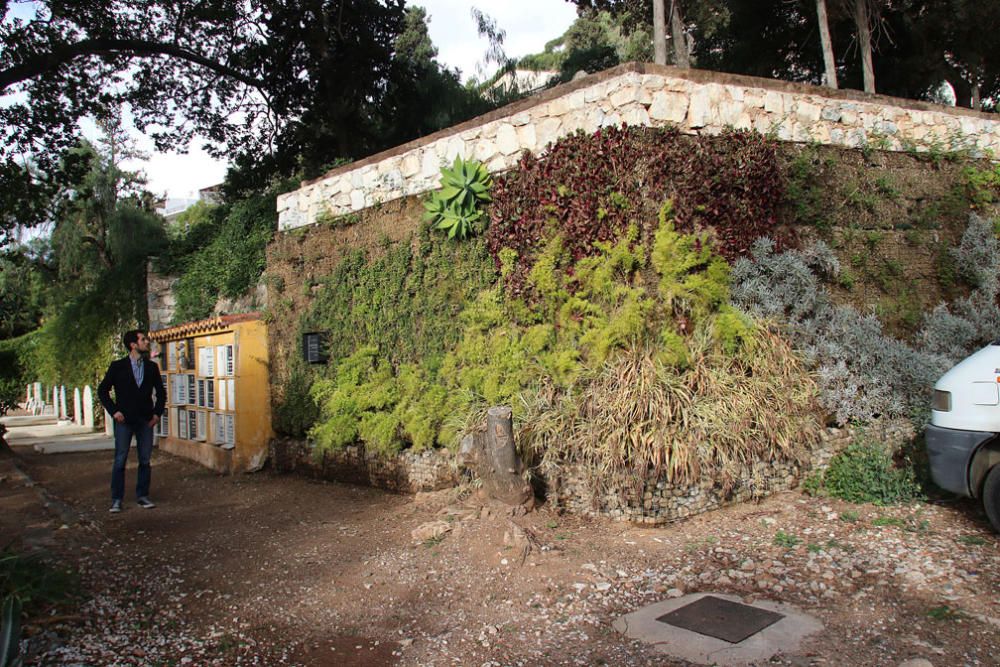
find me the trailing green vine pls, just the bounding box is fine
[307,204,769,459]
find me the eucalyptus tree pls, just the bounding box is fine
[568,0,730,68]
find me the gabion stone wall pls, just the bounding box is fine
[270,424,866,522]
[270,438,460,493]
[548,428,853,525]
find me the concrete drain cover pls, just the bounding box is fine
[613,593,822,666]
[656,595,785,644]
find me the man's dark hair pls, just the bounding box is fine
[122,329,144,352]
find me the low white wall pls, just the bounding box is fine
[278,62,1000,231]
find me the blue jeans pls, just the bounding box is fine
[112,419,154,501]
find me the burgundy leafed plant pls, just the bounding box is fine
[487,125,784,297]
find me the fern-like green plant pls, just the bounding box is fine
[0,596,22,667]
[423,156,493,239]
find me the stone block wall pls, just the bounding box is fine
[278,62,1000,232]
[270,438,460,493]
[146,264,267,331]
[147,261,179,331]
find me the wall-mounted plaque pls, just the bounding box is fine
[302,332,328,364]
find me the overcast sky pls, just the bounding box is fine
[134,1,579,200]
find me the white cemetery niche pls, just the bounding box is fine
[82,386,94,428]
[73,388,82,425]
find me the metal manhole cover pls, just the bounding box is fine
[656,595,785,644]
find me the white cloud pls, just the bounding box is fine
[419,0,577,81]
[125,142,228,200]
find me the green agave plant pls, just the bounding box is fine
[423,156,493,239]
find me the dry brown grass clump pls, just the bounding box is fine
[518,325,823,499]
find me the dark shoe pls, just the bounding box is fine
[136,497,156,509]
[109,499,122,513]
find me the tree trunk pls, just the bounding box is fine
[972,82,982,111]
[652,0,667,66]
[458,406,534,508]
[855,0,875,93]
[816,0,838,88]
[669,1,690,69]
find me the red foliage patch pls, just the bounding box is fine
[487,125,784,296]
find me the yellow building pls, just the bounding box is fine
[149,314,273,473]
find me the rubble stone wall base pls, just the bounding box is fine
[267,420,914,522]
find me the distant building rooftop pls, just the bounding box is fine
[155,183,223,223]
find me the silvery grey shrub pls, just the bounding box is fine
[731,214,998,426]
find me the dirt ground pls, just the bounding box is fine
[3,445,999,667]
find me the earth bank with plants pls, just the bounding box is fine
[264,124,1000,512]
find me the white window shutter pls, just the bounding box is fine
[196,411,206,441]
[167,342,176,370]
[178,409,188,439]
[206,379,215,409]
[227,380,235,410]
[216,346,227,377]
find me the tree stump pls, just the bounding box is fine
[458,406,534,508]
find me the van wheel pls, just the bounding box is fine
[984,465,1000,533]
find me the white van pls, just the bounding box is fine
[926,341,1000,532]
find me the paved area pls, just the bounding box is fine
[2,416,113,453]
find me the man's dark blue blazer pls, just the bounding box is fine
[97,356,166,424]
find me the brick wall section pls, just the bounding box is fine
[277,62,1000,231]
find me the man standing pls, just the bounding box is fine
[98,330,166,513]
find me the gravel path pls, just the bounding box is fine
[4,447,999,666]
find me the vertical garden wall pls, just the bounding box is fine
[264,65,1000,521]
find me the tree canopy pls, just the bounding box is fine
[566,0,999,108]
[1,1,491,237]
